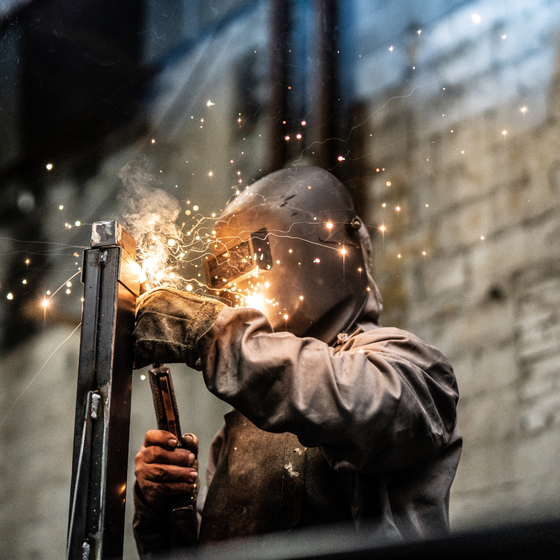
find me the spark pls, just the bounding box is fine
[521,106,528,116]
[207,100,215,106]
[389,46,394,52]
[386,181,392,187]
[301,121,307,126]
[6,293,13,300]
[502,130,507,137]
[326,222,333,230]
[46,163,53,170]
[59,205,64,210]
[471,14,481,24]
[43,270,81,303]
[245,294,265,310]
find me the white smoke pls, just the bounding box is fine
[118,156,182,288]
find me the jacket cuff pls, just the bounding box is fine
[133,483,198,558]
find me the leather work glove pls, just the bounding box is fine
[133,287,226,369]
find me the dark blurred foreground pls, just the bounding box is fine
[150,519,560,560]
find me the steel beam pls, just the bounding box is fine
[67,220,140,560]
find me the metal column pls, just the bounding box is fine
[67,220,140,560]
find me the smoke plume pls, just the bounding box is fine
[118,156,182,287]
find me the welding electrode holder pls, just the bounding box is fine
[67,220,140,560]
[148,363,183,446]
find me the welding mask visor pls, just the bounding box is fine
[204,166,371,343]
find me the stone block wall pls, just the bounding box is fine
[354,0,560,529]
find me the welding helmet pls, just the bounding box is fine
[204,166,378,343]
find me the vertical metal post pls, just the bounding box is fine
[67,221,140,560]
[268,0,292,172]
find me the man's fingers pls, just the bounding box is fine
[135,429,200,512]
[181,433,199,454]
[143,429,180,450]
[143,463,198,484]
[140,444,196,468]
[141,480,198,500]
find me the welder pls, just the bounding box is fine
[132,166,462,557]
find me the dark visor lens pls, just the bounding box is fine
[206,229,272,289]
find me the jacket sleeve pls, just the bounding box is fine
[132,483,198,559]
[198,307,459,474]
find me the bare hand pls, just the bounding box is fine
[135,429,199,513]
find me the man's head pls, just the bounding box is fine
[204,166,381,343]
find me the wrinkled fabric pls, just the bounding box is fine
[199,411,308,541]
[133,483,198,560]
[133,306,461,555]
[200,307,459,474]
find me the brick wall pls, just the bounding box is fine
[355,0,560,528]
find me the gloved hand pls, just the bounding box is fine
[135,430,199,514]
[133,287,226,369]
